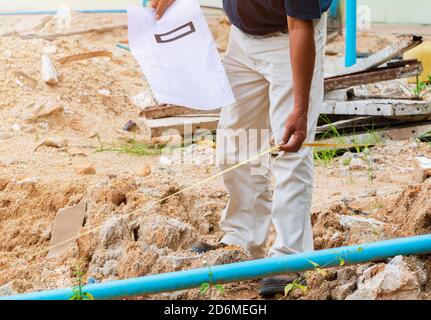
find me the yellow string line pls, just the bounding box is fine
[27,142,362,259]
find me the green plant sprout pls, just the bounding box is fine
[200,261,224,299]
[292,245,370,296]
[412,75,431,98]
[284,277,308,297]
[69,259,94,301]
[314,115,347,167]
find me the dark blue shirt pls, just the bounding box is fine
[223,0,333,35]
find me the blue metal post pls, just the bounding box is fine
[3,235,431,300]
[345,0,357,67]
[329,0,340,17]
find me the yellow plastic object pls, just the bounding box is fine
[405,41,431,83]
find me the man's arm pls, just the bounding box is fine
[151,0,175,19]
[279,17,316,153]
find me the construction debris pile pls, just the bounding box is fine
[0,9,431,300]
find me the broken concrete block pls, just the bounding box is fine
[339,215,386,244]
[151,254,198,274]
[131,91,158,111]
[346,256,423,300]
[99,217,132,249]
[137,215,197,251]
[47,202,87,259]
[41,54,58,85]
[88,247,124,278]
[414,157,431,183]
[339,215,384,230]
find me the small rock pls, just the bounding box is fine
[41,54,59,85]
[3,49,12,59]
[32,97,64,120]
[137,164,152,177]
[43,45,57,55]
[159,156,173,168]
[97,89,111,96]
[17,177,38,185]
[199,221,211,235]
[67,147,87,157]
[349,158,366,170]
[34,137,68,151]
[366,189,377,197]
[413,157,431,183]
[341,152,354,165]
[11,124,21,132]
[0,132,13,140]
[123,120,139,132]
[74,163,96,175]
[0,283,17,297]
[41,227,51,241]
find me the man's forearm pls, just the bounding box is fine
[287,17,316,116]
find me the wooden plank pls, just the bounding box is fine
[324,88,355,101]
[319,122,431,145]
[143,116,219,137]
[324,61,423,91]
[47,202,87,259]
[141,104,221,119]
[322,98,431,116]
[316,116,377,134]
[327,35,423,78]
[17,24,128,40]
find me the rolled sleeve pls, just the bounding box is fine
[285,0,322,20]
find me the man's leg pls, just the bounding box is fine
[266,15,327,257]
[251,14,326,297]
[217,27,273,259]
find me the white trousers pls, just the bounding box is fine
[216,15,327,258]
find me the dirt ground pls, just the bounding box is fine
[1,11,431,300]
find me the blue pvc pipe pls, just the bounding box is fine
[345,0,357,67]
[3,235,431,300]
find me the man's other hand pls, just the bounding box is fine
[151,0,175,19]
[279,110,308,153]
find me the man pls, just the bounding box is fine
[152,0,332,296]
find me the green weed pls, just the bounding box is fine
[200,262,224,299]
[69,259,94,301]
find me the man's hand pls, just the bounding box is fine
[151,0,175,19]
[279,110,307,153]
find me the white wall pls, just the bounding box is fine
[0,0,223,11]
[358,0,431,25]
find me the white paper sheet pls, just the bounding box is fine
[127,0,235,110]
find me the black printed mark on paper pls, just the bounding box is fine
[154,21,196,43]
